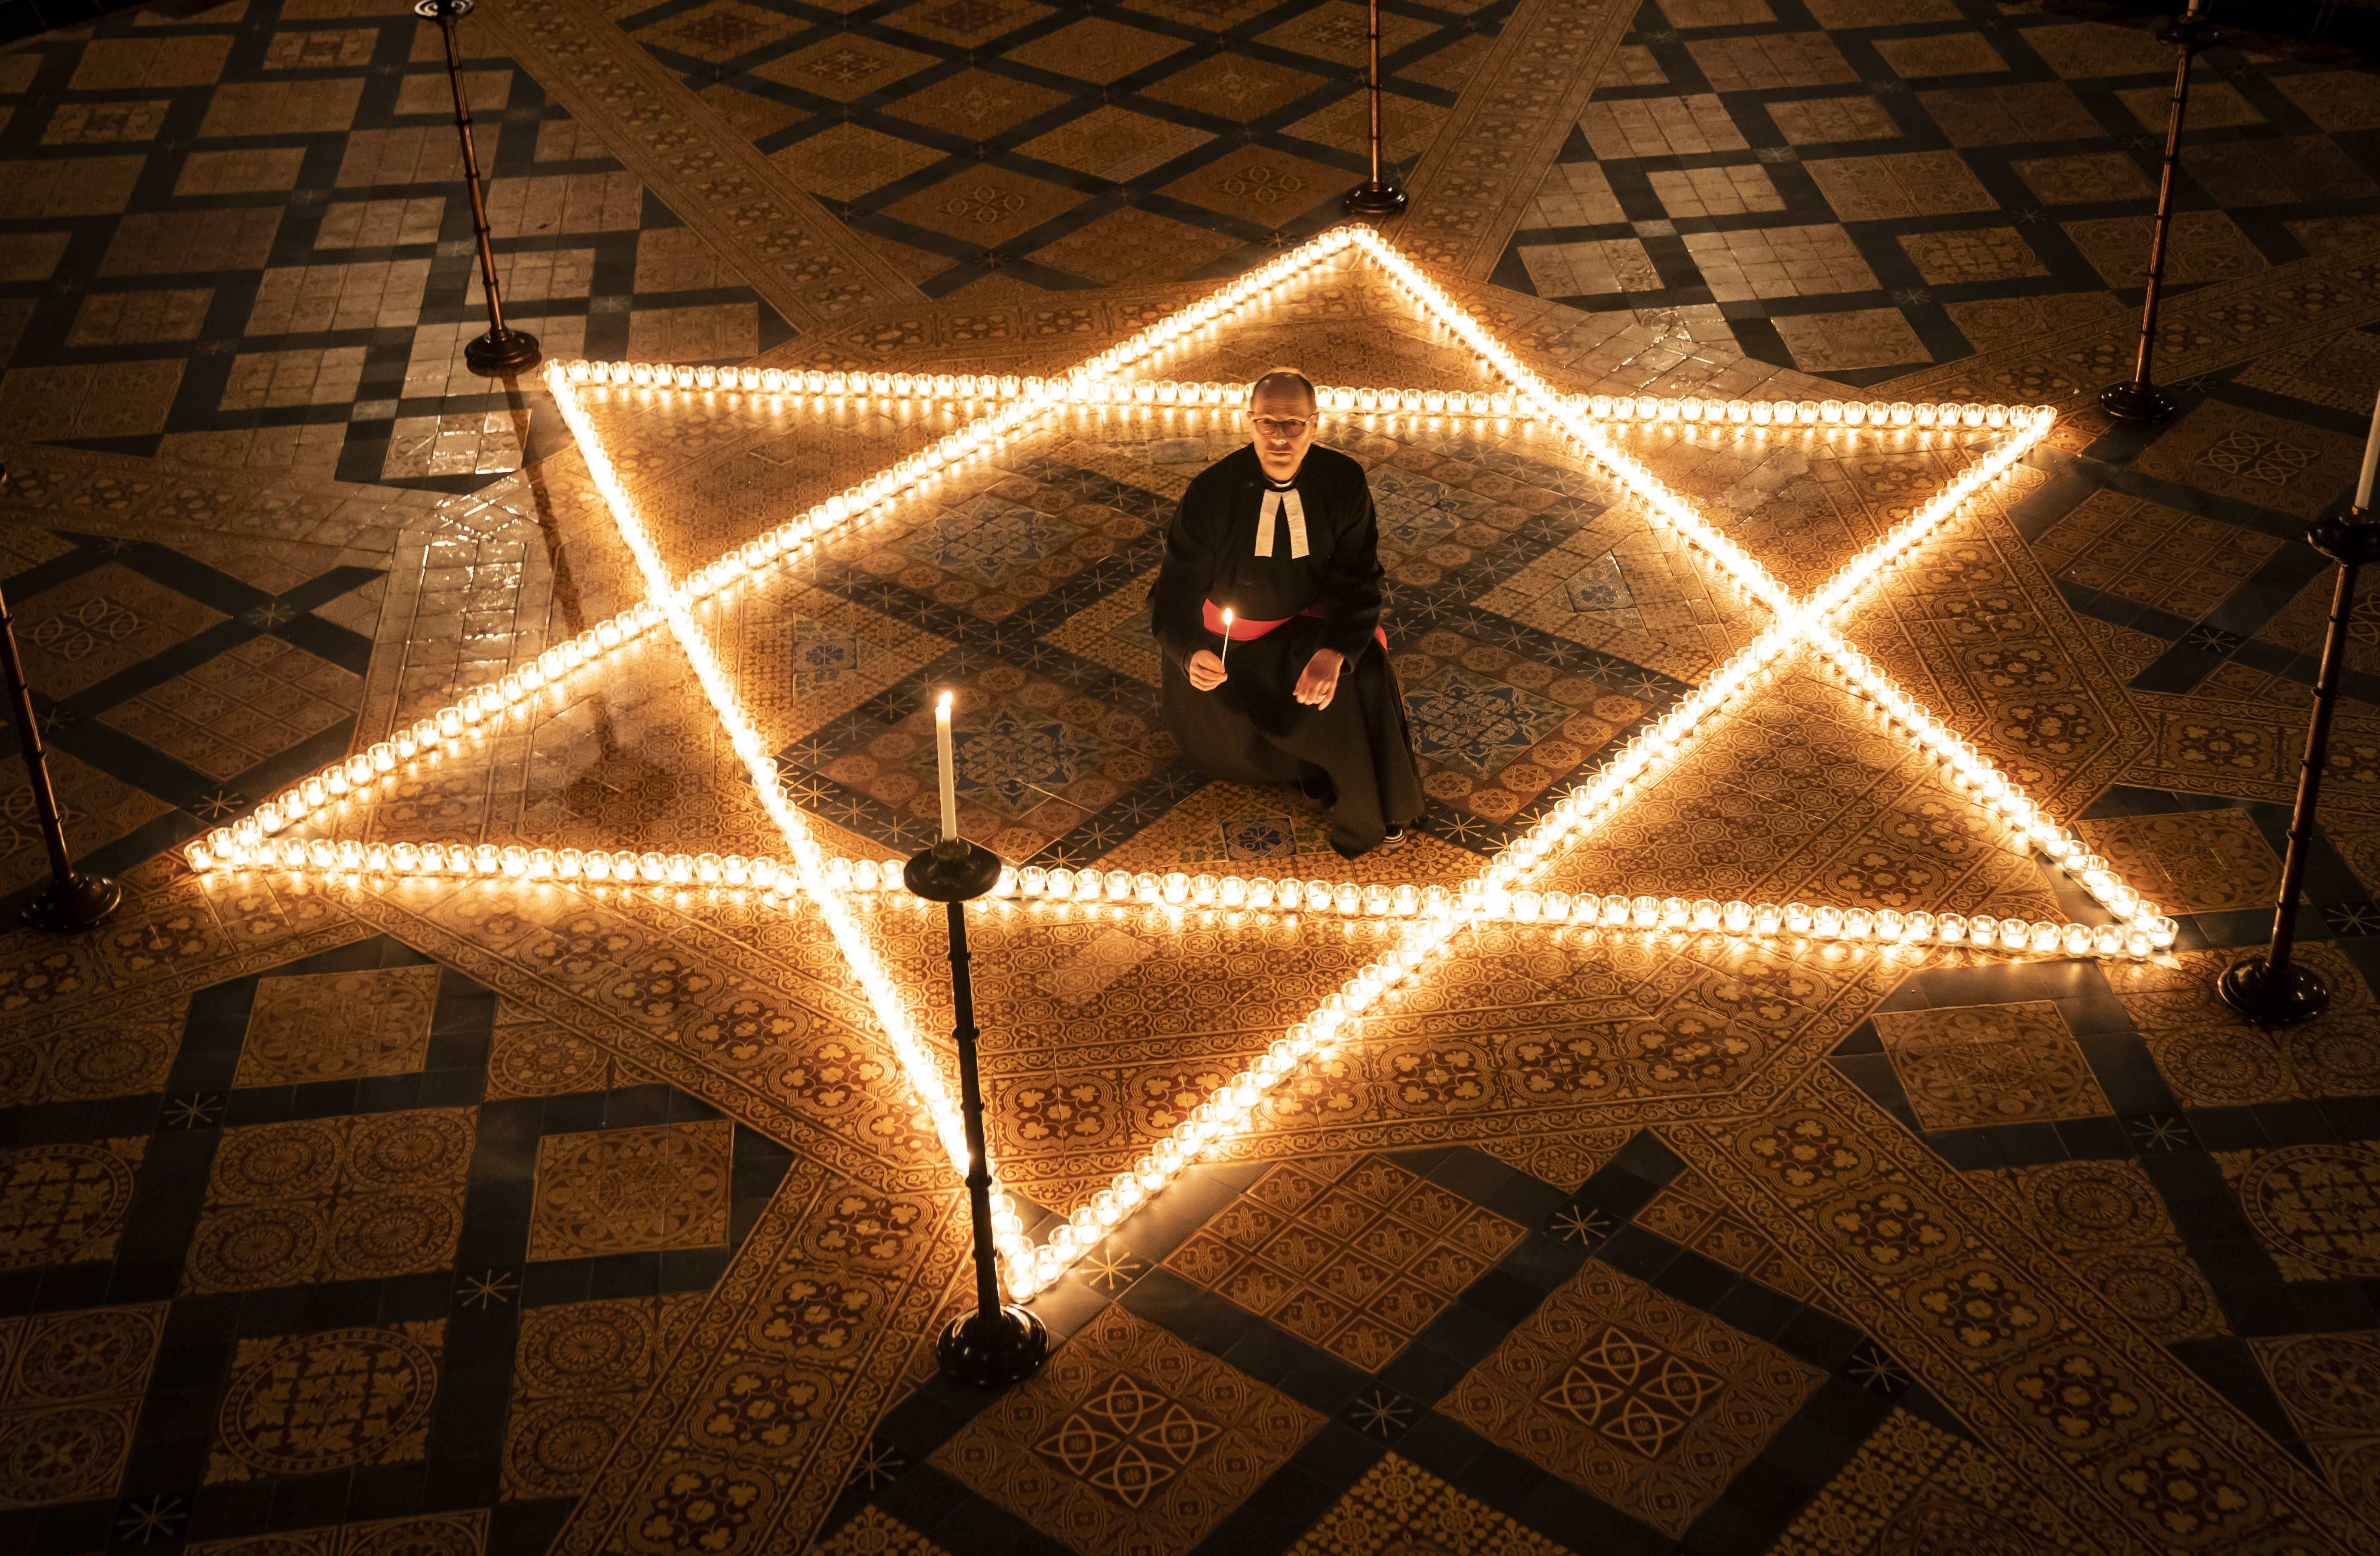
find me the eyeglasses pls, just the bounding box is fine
[1251,417,1312,437]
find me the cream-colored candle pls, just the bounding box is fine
[935,691,958,841]
[2357,383,2378,512]
[1218,608,1233,673]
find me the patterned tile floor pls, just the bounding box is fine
[6,1,2380,1556]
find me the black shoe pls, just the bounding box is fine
[1379,825,1408,848]
[1299,774,1338,809]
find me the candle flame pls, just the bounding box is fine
[937,691,953,712]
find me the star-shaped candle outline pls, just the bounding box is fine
[185,226,2172,1302]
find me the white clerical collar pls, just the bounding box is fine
[1256,488,1308,558]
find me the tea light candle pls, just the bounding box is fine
[936,691,958,841]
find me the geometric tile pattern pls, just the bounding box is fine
[527,1120,734,1261]
[183,1108,476,1294]
[232,963,441,1086]
[1163,1153,1523,1371]
[1496,6,2380,390]
[931,1301,1322,1556]
[0,1303,166,1510]
[1875,1000,2114,1132]
[6,4,2380,1556]
[1440,1264,1824,1536]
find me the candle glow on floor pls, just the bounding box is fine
[180,226,2178,1302]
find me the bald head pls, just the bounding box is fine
[1248,368,1316,415]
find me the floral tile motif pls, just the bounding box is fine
[0,1137,147,1273]
[184,1511,488,1556]
[930,1302,1321,1556]
[1288,1452,1575,1555]
[1562,551,1641,627]
[0,1303,165,1510]
[2072,808,2281,917]
[1874,1002,2112,1132]
[96,634,362,783]
[1995,1160,2224,1342]
[2215,1143,2380,1283]
[888,492,1089,590]
[1632,1168,1826,1308]
[1163,1154,1522,1371]
[2249,1333,2380,1510]
[1370,465,1495,556]
[502,1295,697,1501]
[1037,927,1153,1008]
[206,1322,444,1484]
[11,562,227,697]
[789,624,862,694]
[2105,945,2380,1109]
[1405,665,1579,783]
[1770,1407,2090,1554]
[2130,402,2369,521]
[1440,1263,1823,1537]
[2030,490,2282,623]
[921,700,1121,820]
[527,1121,733,1261]
[811,1507,951,1556]
[232,963,441,1086]
[0,1006,177,1109]
[183,1109,475,1293]
[485,999,619,1100]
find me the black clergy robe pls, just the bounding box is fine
[1150,443,1424,859]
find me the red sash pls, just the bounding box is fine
[1203,598,1387,649]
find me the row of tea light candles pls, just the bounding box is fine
[563,352,2046,435]
[179,829,2176,960]
[166,381,2049,871]
[178,223,2115,1305]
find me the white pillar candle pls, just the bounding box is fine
[936,691,958,841]
[2357,382,2379,512]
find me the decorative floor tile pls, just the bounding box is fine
[1290,1452,1574,1555]
[1165,1153,1520,1370]
[1441,1263,1824,1537]
[1771,1407,2088,1554]
[1875,1001,2112,1131]
[2214,1143,2380,1283]
[0,1137,147,1273]
[205,1322,445,1484]
[502,1296,692,1500]
[11,562,227,698]
[930,1302,1322,1556]
[527,1120,734,1261]
[233,963,441,1086]
[2250,1333,2380,1508]
[2073,808,2282,917]
[0,1303,165,1510]
[183,1108,475,1293]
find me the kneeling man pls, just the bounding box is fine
[1150,368,1424,859]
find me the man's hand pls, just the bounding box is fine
[1294,649,1344,709]
[1187,648,1228,691]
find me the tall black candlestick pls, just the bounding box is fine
[1342,0,1407,218]
[906,837,1047,1387]
[0,468,121,932]
[415,0,540,376]
[2215,505,2380,1026]
[2099,0,2218,425]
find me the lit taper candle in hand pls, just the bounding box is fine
[935,691,959,841]
[1218,608,1233,676]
